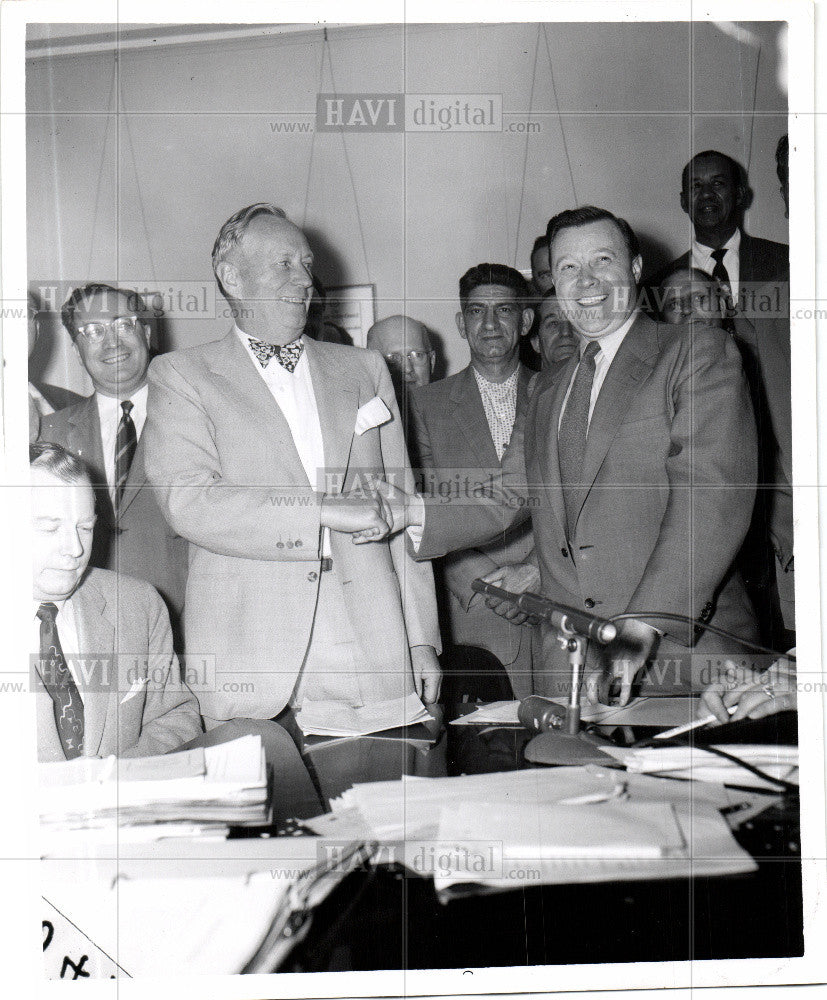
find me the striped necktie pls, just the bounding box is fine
[37,602,84,759]
[115,399,137,507]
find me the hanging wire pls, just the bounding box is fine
[542,24,578,207]
[745,40,762,176]
[85,53,118,278]
[513,24,543,269]
[301,28,327,230]
[118,76,157,283]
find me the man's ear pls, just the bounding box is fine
[216,261,240,298]
[679,188,689,215]
[631,255,643,285]
[520,307,535,336]
[455,311,467,340]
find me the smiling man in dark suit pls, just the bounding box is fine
[383,207,759,705]
[38,285,188,641]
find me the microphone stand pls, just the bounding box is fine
[471,580,617,766]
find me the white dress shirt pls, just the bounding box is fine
[691,229,741,298]
[559,309,640,431]
[33,598,81,695]
[473,366,519,460]
[236,328,330,556]
[97,383,148,502]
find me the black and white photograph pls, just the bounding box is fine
[1,1,825,996]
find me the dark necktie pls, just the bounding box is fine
[558,341,601,539]
[710,248,737,321]
[37,602,84,759]
[115,400,137,507]
[248,337,304,373]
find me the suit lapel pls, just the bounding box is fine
[71,574,115,758]
[535,354,579,533]
[303,337,360,487]
[574,314,659,527]
[449,367,500,469]
[209,330,310,486]
[68,395,116,525]
[117,432,148,520]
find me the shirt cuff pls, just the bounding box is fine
[405,494,426,551]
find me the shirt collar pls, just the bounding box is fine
[95,382,148,418]
[692,228,740,264]
[472,366,520,391]
[577,308,639,366]
[235,325,308,372]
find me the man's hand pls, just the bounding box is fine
[478,562,541,625]
[585,617,658,706]
[373,479,425,536]
[410,644,442,704]
[699,655,796,724]
[320,490,390,543]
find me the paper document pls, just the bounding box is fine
[451,696,700,728]
[296,691,433,736]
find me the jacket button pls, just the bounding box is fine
[561,547,568,558]
[276,541,284,549]
[286,541,294,549]
[295,539,302,547]
[584,598,595,609]
[307,571,318,582]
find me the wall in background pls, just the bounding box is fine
[26,20,788,392]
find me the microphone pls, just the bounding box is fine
[471,580,617,645]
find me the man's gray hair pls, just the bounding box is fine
[30,442,91,486]
[211,204,289,288]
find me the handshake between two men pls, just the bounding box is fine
[320,479,657,709]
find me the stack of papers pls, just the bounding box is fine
[451,696,700,728]
[600,744,799,790]
[295,691,434,736]
[305,765,758,893]
[38,736,270,850]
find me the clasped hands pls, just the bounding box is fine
[319,479,421,543]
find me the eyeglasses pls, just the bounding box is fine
[382,350,434,366]
[76,316,141,344]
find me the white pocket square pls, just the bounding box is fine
[355,396,392,436]
[120,677,148,705]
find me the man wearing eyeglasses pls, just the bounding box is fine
[406,264,538,699]
[38,284,187,644]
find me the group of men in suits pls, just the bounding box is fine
[30,140,793,759]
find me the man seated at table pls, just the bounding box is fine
[31,442,202,761]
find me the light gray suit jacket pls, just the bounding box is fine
[144,332,440,721]
[36,569,202,762]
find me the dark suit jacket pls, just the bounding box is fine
[414,313,759,692]
[38,394,188,633]
[35,569,201,761]
[647,232,789,310]
[409,365,535,667]
[31,381,84,411]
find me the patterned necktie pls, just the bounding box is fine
[115,400,137,507]
[558,341,601,539]
[710,248,736,322]
[248,337,304,373]
[37,602,84,759]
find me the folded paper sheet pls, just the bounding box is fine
[296,691,433,736]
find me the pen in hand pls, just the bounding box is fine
[654,704,737,741]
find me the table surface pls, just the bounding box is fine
[274,703,803,972]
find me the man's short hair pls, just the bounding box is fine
[61,283,148,341]
[459,264,530,308]
[30,441,91,486]
[211,203,289,294]
[681,150,746,192]
[658,264,720,290]
[775,134,789,186]
[531,234,548,257]
[546,206,640,262]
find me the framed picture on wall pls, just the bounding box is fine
[325,284,376,347]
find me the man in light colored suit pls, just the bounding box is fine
[143,204,441,727]
[39,285,187,642]
[31,443,201,762]
[409,264,537,698]
[383,207,758,704]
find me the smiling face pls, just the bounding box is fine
[73,290,151,398]
[659,270,724,326]
[550,219,642,339]
[220,215,314,345]
[31,467,96,603]
[680,153,744,241]
[457,284,533,369]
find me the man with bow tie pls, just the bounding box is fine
[144,203,441,728]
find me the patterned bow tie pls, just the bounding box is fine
[248,337,304,373]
